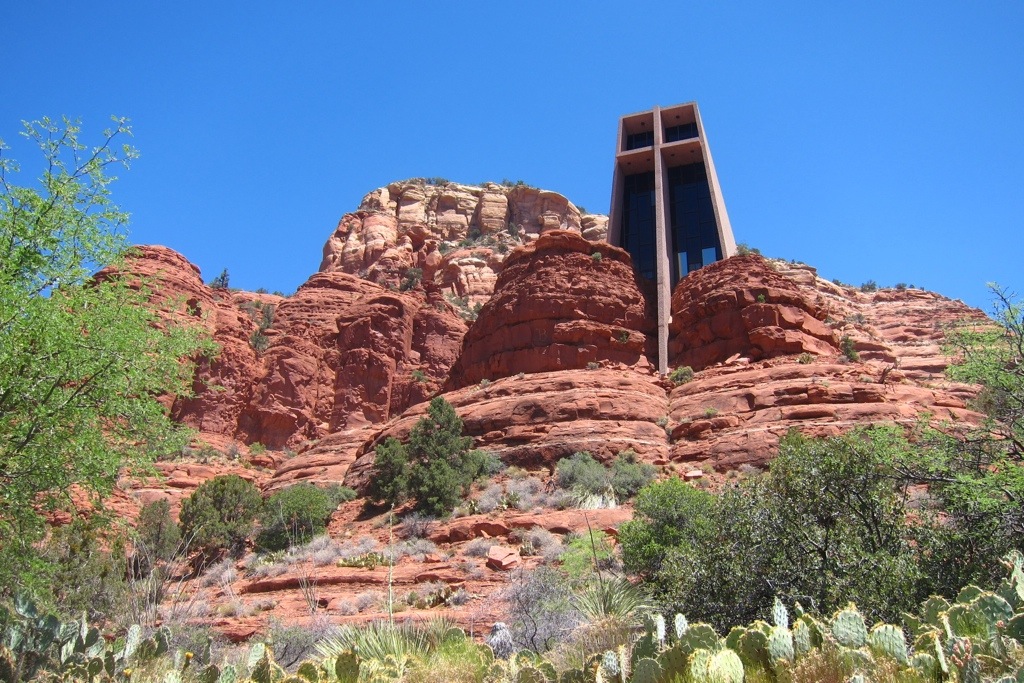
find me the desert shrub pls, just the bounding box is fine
[736,243,761,256]
[200,557,237,587]
[502,566,579,652]
[621,428,928,629]
[609,451,657,498]
[860,279,878,292]
[39,516,129,622]
[555,452,608,495]
[386,538,439,563]
[797,352,814,364]
[369,397,491,516]
[324,484,357,505]
[523,527,563,562]
[464,538,497,558]
[669,366,694,385]
[256,483,336,551]
[560,530,618,584]
[841,334,860,361]
[249,441,267,454]
[136,498,181,563]
[398,511,437,540]
[476,484,504,513]
[400,267,423,291]
[506,476,545,510]
[267,617,336,670]
[367,437,410,504]
[179,474,262,556]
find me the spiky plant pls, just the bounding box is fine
[574,577,649,626]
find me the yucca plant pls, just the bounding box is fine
[315,618,465,680]
[574,577,649,627]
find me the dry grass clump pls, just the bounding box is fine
[463,538,497,558]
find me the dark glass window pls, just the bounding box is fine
[668,162,720,285]
[621,172,656,281]
[664,122,698,142]
[625,130,654,150]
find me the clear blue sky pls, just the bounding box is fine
[2,2,1021,311]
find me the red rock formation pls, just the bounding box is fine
[319,181,609,306]
[669,254,838,369]
[445,231,656,389]
[111,247,468,454]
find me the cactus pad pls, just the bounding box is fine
[830,605,868,648]
[868,624,907,665]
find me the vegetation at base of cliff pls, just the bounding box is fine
[0,117,215,599]
[368,397,500,517]
[5,548,1024,682]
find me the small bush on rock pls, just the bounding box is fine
[179,474,262,556]
[257,483,337,551]
[669,366,694,385]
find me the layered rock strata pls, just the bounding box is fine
[318,181,608,307]
[445,230,656,389]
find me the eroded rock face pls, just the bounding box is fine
[319,181,608,304]
[117,247,467,451]
[669,254,838,369]
[445,231,656,389]
[345,368,671,493]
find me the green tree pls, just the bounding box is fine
[621,428,925,628]
[897,285,1024,590]
[368,397,488,516]
[0,117,212,590]
[257,483,336,551]
[136,498,182,563]
[178,474,262,556]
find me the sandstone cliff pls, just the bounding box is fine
[318,180,608,308]
[107,182,993,639]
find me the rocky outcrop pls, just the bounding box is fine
[318,181,608,305]
[669,254,838,369]
[445,231,656,389]
[344,367,671,493]
[115,247,468,452]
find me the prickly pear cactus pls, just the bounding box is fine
[830,605,868,648]
[736,628,770,671]
[675,614,689,640]
[792,619,813,659]
[974,592,1015,628]
[295,661,321,682]
[1005,613,1024,643]
[600,651,620,681]
[767,625,794,664]
[957,585,985,604]
[334,651,359,683]
[867,623,908,665]
[514,664,547,683]
[630,657,662,683]
[707,649,744,683]
[656,644,688,681]
[772,598,789,629]
[653,614,666,647]
[688,648,713,682]
[218,663,238,683]
[909,652,939,680]
[677,623,719,656]
[920,596,951,628]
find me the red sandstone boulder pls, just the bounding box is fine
[486,545,521,571]
[445,230,656,389]
[669,254,837,369]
